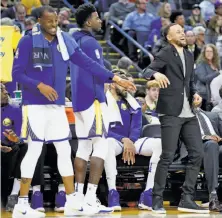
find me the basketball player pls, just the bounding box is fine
[12,6,135,218]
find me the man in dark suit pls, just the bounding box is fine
[142,23,207,214]
[195,109,222,212]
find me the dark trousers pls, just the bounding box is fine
[153,115,204,198]
[203,140,220,193]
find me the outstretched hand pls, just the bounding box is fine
[113,75,137,93]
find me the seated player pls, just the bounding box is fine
[104,75,162,211]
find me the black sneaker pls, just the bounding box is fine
[178,194,209,214]
[152,195,166,214]
[6,195,18,212]
[209,194,222,212]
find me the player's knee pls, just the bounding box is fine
[54,141,71,158]
[92,138,108,160]
[76,141,92,161]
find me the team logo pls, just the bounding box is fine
[95,49,100,59]
[15,48,19,59]
[57,44,61,52]
[121,103,127,110]
[3,118,12,126]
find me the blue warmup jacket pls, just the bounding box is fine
[108,100,142,143]
[70,30,109,112]
[1,104,22,146]
[12,32,114,105]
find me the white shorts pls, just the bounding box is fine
[21,105,71,142]
[75,100,110,139]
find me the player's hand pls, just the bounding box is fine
[193,93,202,107]
[113,75,137,93]
[3,129,20,143]
[117,20,123,25]
[37,82,58,101]
[1,145,12,153]
[204,135,219,142]
[153,72,170,88]
[122,138,136,165]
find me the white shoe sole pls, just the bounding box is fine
[54,207,64,213]
[12,212,45,218]
[138,203,152,210]
[64,208,97,216]
[111,206,122,212]
[35,207,45,213]
[152,209,166,214]
[178,207,210,213]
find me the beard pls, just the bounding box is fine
[174,39,187,47]
[116,87,128,99]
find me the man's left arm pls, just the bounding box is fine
[190,67,197,97]
[129,108,142,142]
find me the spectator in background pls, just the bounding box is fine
[211,74,222,105]
[1,2,23,20]
[146,0,161,17]
[200,0,216,22]
[31,0,50,19]
[195,44,220,111]
[185,30,201,62]
[116,57,133,75]
[21,0,41,15]
[58,7,73,32]
[13,4,26,33]
[215,0,222,16]
[170,10,191,31]
[193,26,206,49]
[123,0,154,61]
[205,15,222,45]
[1,0,13,13]
[24,17,37,33]
[145,2,171,49]
[212,86,222,120]
[187,4,206,28]
[109,0,135,26]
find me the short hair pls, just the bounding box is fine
[117,57,132,70]
[38,5,56,18]
[219,86,222,98]
[162,23,177,41]
[146,80,159,89]
[0,17,14,26]
[170,10,183,23]
[75,4,97,28]
[134,87,146,98]
[15,2,25,11]
[193,26,206,36]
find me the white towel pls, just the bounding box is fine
[56,27,69,61]
[106,90,141,124]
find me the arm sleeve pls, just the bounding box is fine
[12,36,41,90]
[108,130,125,142]
[70,47,114,83]
[122,13,133,31]
[109,5,119,23]
[142,49,167,79]
[190,67,197,96]
[129,108,142,142]
[195,63,220,84]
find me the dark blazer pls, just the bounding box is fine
[185,44,201,62]
[143,44,197,116]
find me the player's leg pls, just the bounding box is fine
[13,105,46,218]
[104,138,123,211]
[135,138,162,210]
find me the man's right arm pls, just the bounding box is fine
[12,36,41,90]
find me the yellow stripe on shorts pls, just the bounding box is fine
[21,105,28,138]
[94,100,102,135]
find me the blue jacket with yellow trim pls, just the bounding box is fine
[108,99,142,143]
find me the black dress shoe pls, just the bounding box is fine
[209,198,222,212]
[152,195,166,214]
[178,194,209,214]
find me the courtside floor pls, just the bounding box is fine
[2,208,222,218]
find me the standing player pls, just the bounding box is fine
[12,6,136,218]
[69,4,136,214]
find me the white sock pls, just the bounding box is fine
[75,183,84,194]
[107,178,116,191]
[10,179,20,195]
[145,163,157,191]
[18,196,29,205]
[58,184,65,192]
[32,185,41,194]
[85,183,97,200]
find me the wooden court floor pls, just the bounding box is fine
[2,208,222,218]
